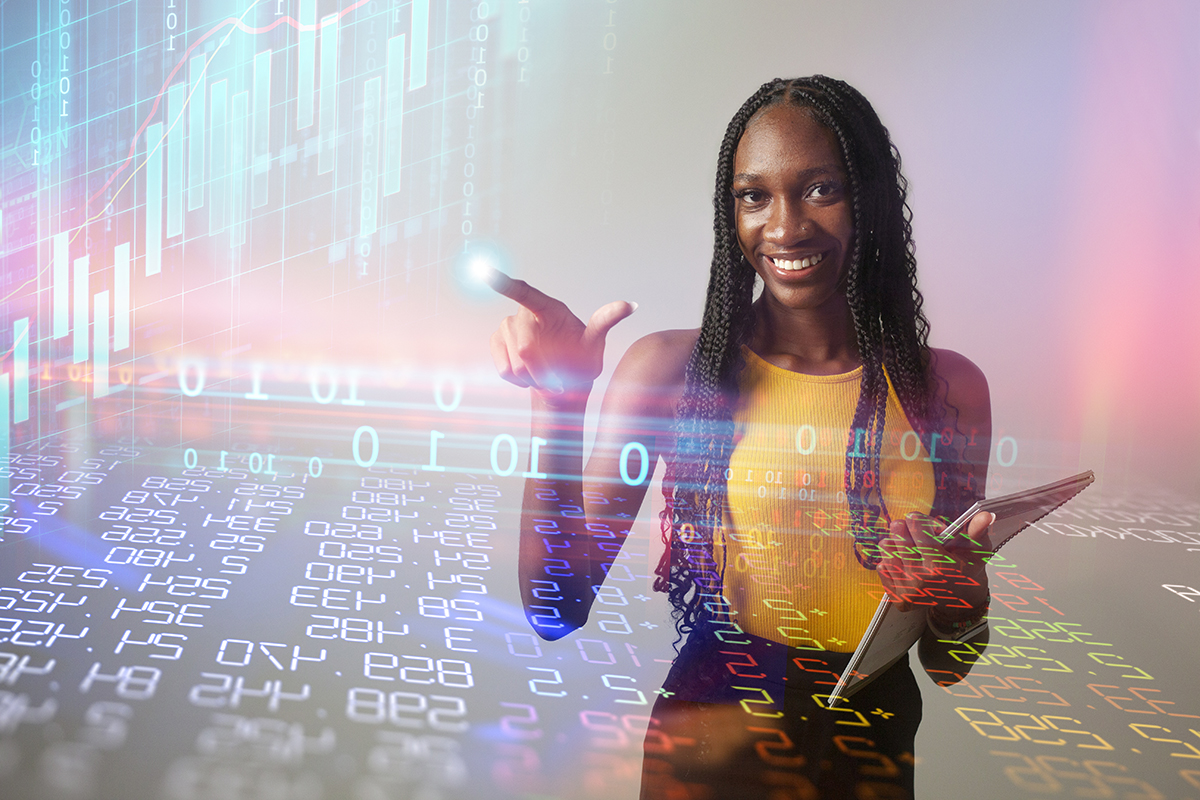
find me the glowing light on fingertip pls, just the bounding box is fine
[469,257,493,283]
[452,239,514,300]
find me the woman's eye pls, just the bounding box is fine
[735,189,765,204]
[809,182,841,200]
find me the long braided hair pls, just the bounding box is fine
[653,76,974,643]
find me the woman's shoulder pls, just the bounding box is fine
[619,329,697,379]
[602,328,698,419]
[928,347,990,422]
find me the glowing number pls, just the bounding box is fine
[178,361,205,397]
[505,632,543,658]
[900,431,921,461]
[796,425,817,455]
[601,674,647,705]
[522,437,548,479]
[527,667,567,697]
[576,639,616,665]
[923,432,942,463]
[308,457,323,478]
[310,368,338,404]
[997,436,1018,467]
[490,434,518,477]
[353,426,379,468]
[619,441,649,487]
[183,448,198,469]
[424,430,446,472]
[216,639,253,667]
[245,365,268,400]
[433,374,462,412]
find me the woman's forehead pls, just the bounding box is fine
[735,104,844,174]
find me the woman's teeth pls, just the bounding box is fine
[772,252,825,271]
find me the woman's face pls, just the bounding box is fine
[732,104,854,314]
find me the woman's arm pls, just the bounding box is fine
[517,332,690,639]
[877,348,994,679]
[487,270,692,639]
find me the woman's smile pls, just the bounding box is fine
[733,103,854,313]
[768,251,825,271]
[766,250,827,272]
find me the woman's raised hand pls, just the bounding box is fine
[485,267,636,398]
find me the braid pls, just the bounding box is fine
[655,76,973,644]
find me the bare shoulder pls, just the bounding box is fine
[619,329,698,378]
[602,328,698,420]
[929,348,990,423]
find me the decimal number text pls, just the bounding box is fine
[363,654,474,688]
[346,688,468,733]
[314,541,402,563]
[17,564,110,588]
[306,614,408,643]
[304,521,383,540]
[188,673,311,712]
[0,587,87,615]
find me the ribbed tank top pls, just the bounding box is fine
[716,347,936,652]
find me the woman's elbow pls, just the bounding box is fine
[525,606,587,641]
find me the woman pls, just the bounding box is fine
[489,76,993,798]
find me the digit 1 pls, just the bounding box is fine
[423,430,446,472]
[341,372,365,406]
[849,428,867,457]
[245,366,268,400]
[924,433,943,463]
[625,643,640,667]
[265,454,277,475]
[522,437,548,479]
[219,450,229,471]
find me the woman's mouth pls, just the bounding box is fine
[769,252,825,271]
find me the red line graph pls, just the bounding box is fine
[0,0,371,312]
[86,0,370,211]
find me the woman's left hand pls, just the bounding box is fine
[877,510,995,616]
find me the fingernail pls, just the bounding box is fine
[629,301,639,313]
[988,512,997,526]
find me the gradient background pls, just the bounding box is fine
[1,1,1198,797]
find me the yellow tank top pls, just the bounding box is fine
[716,347,936,652]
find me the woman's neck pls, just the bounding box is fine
[748,293,861,375]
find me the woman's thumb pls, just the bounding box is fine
[582,300,637,345]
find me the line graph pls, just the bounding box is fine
[1,0,449,467]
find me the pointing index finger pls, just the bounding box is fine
[482,266,553,313]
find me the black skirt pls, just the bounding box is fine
[640,621,923,800]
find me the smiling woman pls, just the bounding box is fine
[732,105,855,342]
[488,75,995,799]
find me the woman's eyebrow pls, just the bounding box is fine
[732,163,844,184]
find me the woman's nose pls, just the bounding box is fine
[764,200,811,244]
